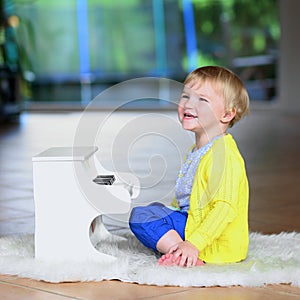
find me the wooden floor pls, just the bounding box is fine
[0,108,300,299]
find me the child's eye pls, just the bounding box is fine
[199,97,208,102]
[181,94,189,100]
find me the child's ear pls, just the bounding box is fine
[221,108,236,123]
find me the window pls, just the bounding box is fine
[13,0,279,104]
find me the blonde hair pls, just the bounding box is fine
[184,66,250,127]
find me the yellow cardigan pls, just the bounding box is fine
[172,134,249,264]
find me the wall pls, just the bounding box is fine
[278,0,300,112]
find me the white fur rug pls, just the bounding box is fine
[0,231,300,287]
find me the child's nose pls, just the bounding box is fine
[184,97,194,108]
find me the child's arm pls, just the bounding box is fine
[186,200,237,252]
[166,200,235,267]
[186,142,247,255]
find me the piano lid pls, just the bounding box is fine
[32,146,98,162]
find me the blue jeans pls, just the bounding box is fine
[129,202,188,251]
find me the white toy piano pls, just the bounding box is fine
[32,146,140,262]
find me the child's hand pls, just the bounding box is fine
[168,240,199,267]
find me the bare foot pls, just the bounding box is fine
[158,253,205,267]
[196,259,205,266]
[158,253,181,266]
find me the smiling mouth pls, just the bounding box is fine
[184,112,198,118]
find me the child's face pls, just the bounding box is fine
[178,80,226,135]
